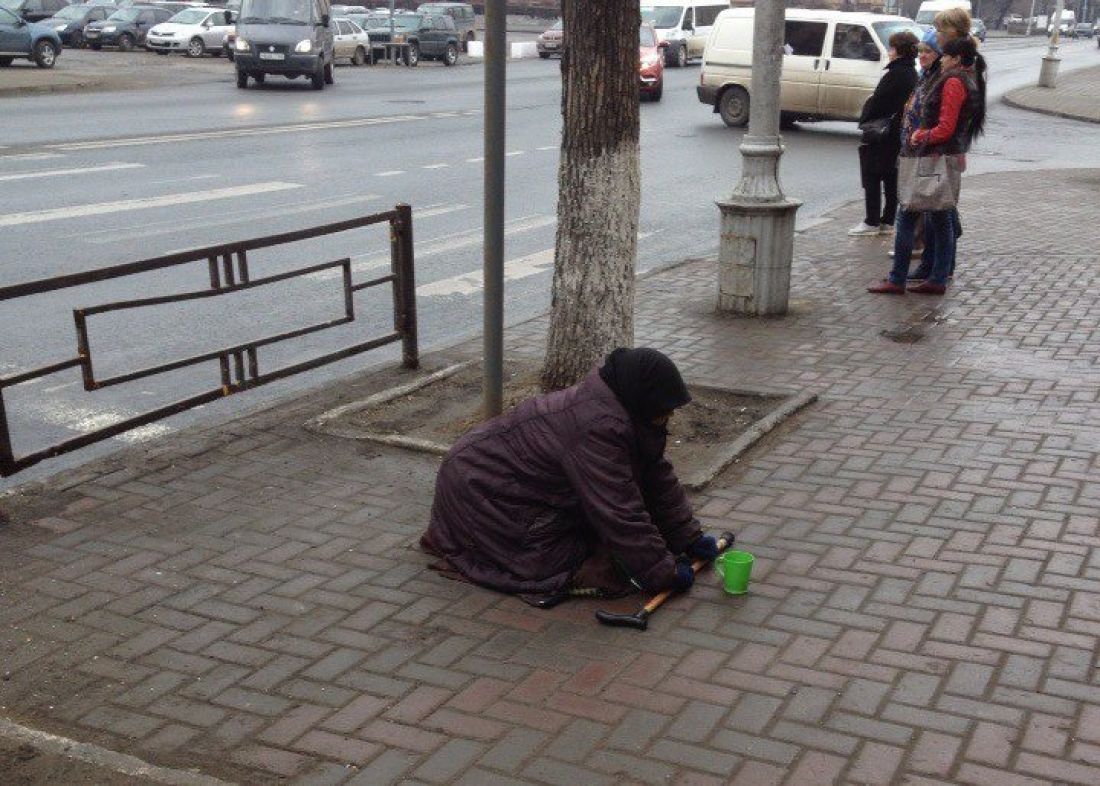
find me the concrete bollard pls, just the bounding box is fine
[509,42,538,59]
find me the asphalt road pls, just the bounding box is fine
[2,37,1098,489]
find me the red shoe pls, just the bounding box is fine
[868,280,905,294]
[909,281,946,295]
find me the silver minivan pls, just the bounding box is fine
[233,0,335,89]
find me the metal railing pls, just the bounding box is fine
[0,204,417,477]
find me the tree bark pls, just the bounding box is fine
[540,0,641,391]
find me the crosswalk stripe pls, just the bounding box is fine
[0,182,302,228]
[418,248,554,297]
[0,162,144,183]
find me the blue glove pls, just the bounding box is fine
[686,534,719,562]
[671,558,695,592]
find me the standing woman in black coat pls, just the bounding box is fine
[848,31,920,237]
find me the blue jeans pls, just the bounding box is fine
[889,209,955,286]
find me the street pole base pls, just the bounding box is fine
[1038,54,1061,88]
[716,197,801,317]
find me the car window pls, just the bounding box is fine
[783,20,827,57]
[338,19,352,33]
[640,6,684,29]
[347,19,361,33]
[871,20,922,50]
[694,5,721,27]
[93,6,106,18]
[832,23,877,61]
[682,7,692,29]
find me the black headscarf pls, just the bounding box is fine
[598,347,691,423]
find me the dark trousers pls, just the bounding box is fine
[864,166,899,227]
[889,209,956,286]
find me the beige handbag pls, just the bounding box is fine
[898,153,963,212]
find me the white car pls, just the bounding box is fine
[146,7,234,57]
[333,16,370,65]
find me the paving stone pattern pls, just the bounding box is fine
[2,169,1100,784]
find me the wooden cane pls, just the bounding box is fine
[595,531,735,631]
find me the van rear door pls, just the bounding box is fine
[781,18,828,113]
[818,21,883,121]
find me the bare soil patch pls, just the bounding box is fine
[324,360,802,487]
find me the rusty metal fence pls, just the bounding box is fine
[0,204,417,477]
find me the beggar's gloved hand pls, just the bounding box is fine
[686,534,719,562]
[670,557,695,592]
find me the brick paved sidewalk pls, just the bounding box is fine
[1003,64,1100,124]
[2,168,1100,785]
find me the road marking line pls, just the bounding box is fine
[465,157,484,163]
[308,212,554,284]
[0,162,144,183]
[415,230,656,298]
[82,193,381,244]
[536,145,557,151]
[506,150,526,156]
[415,203,472,219]
[0,152,65,162]
[376,170,405,177]
[418,247,554,297]
[41,110,482,152]
[0,182,302,228]
[422,163,449,169]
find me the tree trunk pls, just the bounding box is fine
[540,0,641,391]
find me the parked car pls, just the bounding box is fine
[43,1,112,46]
[0,3,61,63]
[1072,21,1094,38]
[83,4,171,48]
[639,22,663,101]
[332,15,367,64]
[415,1,472,50]
[146,6,233,56]
[536,17,560,58]
[234,0,335,90]
[222,27,232,57]
[699,9,922,127]
[970,17,986,41]
[0,0,69,23]
[365,12,458,66]
[329,3,364,14]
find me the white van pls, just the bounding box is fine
[915,0,971,27]
[697,9,922,127]
[640,0,731,68]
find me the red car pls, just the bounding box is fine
[639,23,664,101]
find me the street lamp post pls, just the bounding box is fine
[483,0,505,416]
[1038,0,1066,87]
[715,0,800,316]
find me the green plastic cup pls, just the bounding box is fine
[715,550,754,595]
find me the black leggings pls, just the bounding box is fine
[864,166,899,227]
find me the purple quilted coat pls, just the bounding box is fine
[423,368,700,601]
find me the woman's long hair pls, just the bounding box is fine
[942,36,986,144]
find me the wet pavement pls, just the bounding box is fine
[3,165,1100,784]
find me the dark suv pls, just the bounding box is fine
[366,12,458,66]
[84,4,171,49]
[43,2,113,47]
[415,2,472,50]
